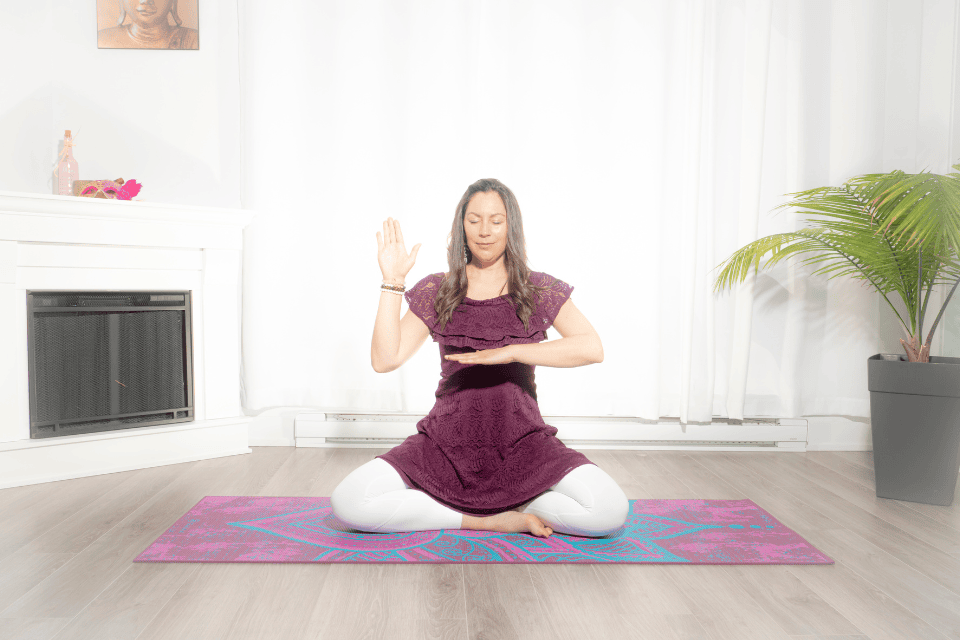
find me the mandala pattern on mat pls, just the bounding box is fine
[135,497,833,564]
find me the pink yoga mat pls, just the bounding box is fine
[135,497,834,565]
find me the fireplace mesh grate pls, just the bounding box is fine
[27,291,194,438]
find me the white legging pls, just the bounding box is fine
[330,458,630,537]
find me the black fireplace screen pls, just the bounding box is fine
[27,291,194,438]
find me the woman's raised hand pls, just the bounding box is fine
[376,218,421,282]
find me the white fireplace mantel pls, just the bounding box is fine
[0,191,255,489]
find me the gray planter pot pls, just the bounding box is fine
[867,353,960,506]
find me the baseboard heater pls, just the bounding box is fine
[295,413,807,452]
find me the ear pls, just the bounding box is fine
[169,0,183,26]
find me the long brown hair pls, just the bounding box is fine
[435,179,547,332]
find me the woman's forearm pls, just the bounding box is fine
[371,285,404,373]
[509,334,603,368]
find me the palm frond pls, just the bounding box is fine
[872,166,960,255]
[710,227,917,334]
[714,163,960,350]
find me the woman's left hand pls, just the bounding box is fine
[444,346,516,365]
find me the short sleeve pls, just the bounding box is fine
[403,273,443,332]
[533,273,574,328]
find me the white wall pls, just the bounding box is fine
[237,0,960,424]
[6,0,959,451]
[0,0,241,208]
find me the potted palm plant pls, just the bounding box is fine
[712,164,960,506]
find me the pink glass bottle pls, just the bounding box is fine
[57,130,79,196]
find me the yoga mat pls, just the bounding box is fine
[135,497,833,565]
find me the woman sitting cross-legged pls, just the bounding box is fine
[330,178,630,538]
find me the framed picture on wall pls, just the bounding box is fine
[97,0,199,50]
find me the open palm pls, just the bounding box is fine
[376,218,421,281]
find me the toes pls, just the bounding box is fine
[527,515,552,537]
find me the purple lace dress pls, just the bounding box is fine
[378,271,594,516]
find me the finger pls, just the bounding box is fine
[383,220,391,246]
[395,220,405,247]
[376,231,383,252]
[410,243,421,261]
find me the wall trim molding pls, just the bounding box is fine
[0,417,251,489]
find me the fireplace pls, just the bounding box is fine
[1,191,253,489]
[27,290,195,438]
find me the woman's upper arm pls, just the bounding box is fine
[550,297,595,338]
[389,307,431,371]
[551,298,603,362]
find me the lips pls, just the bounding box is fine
[137,9,157,16]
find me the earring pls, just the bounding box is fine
[462,246,468,265]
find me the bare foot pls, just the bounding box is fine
[463,511,554,538]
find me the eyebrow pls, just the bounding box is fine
[466,212,506,217]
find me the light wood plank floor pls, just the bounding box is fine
[1,447,959,640]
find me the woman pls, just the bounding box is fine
[98,0,199,50]
[331,179,629,538]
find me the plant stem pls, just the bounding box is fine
[917,245,923,339]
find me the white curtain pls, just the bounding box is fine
[238,0,960,422]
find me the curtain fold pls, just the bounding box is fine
[239,0,960,421]
[725,0,772,422]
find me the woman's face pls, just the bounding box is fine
[124,0,175,27]
[464,191,508,266]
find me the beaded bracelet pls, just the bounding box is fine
[381,281,405,294]
[381,288,404,295]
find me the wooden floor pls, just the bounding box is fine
[1,447,959,640]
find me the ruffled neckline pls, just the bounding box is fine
[404,271,572,351]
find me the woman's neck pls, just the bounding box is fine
[127,22,174,45]
[467,261,506,280]
[466,261,508,298]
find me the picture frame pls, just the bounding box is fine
[97,0,199,50]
